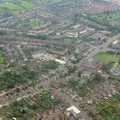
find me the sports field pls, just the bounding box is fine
[96,52,119,63]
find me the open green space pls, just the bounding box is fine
[0,91,59,120]
[40,0,63,4]
[0,1,33,15]
[30,20,41,29]
[96,52,119,63]
[63,38,76,44]
[63,37,95,44]
[77,37,95,43]
[0,67,36,91]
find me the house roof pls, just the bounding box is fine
[67,105,81,114]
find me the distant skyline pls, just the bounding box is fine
[104,0,120,5]
[112,0,120,5]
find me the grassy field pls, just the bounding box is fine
[31,19,41,29]
[0,1,33,15]
[96,52,119,63]
[0,0,66,15]
[63,37,95,44]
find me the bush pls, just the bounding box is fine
[40,60,59,73]
[2,91,59,120]
[97,94,120,120]
[0,67,36,91]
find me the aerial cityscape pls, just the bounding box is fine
[0,0,120,120]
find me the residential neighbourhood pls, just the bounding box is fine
[0,0,119,120]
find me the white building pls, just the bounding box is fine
[66,105,81,117]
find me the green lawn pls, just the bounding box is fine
[40,0,63,4]
[63,37,95,44]
[31,20,41,29]
[96,52,119,63]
